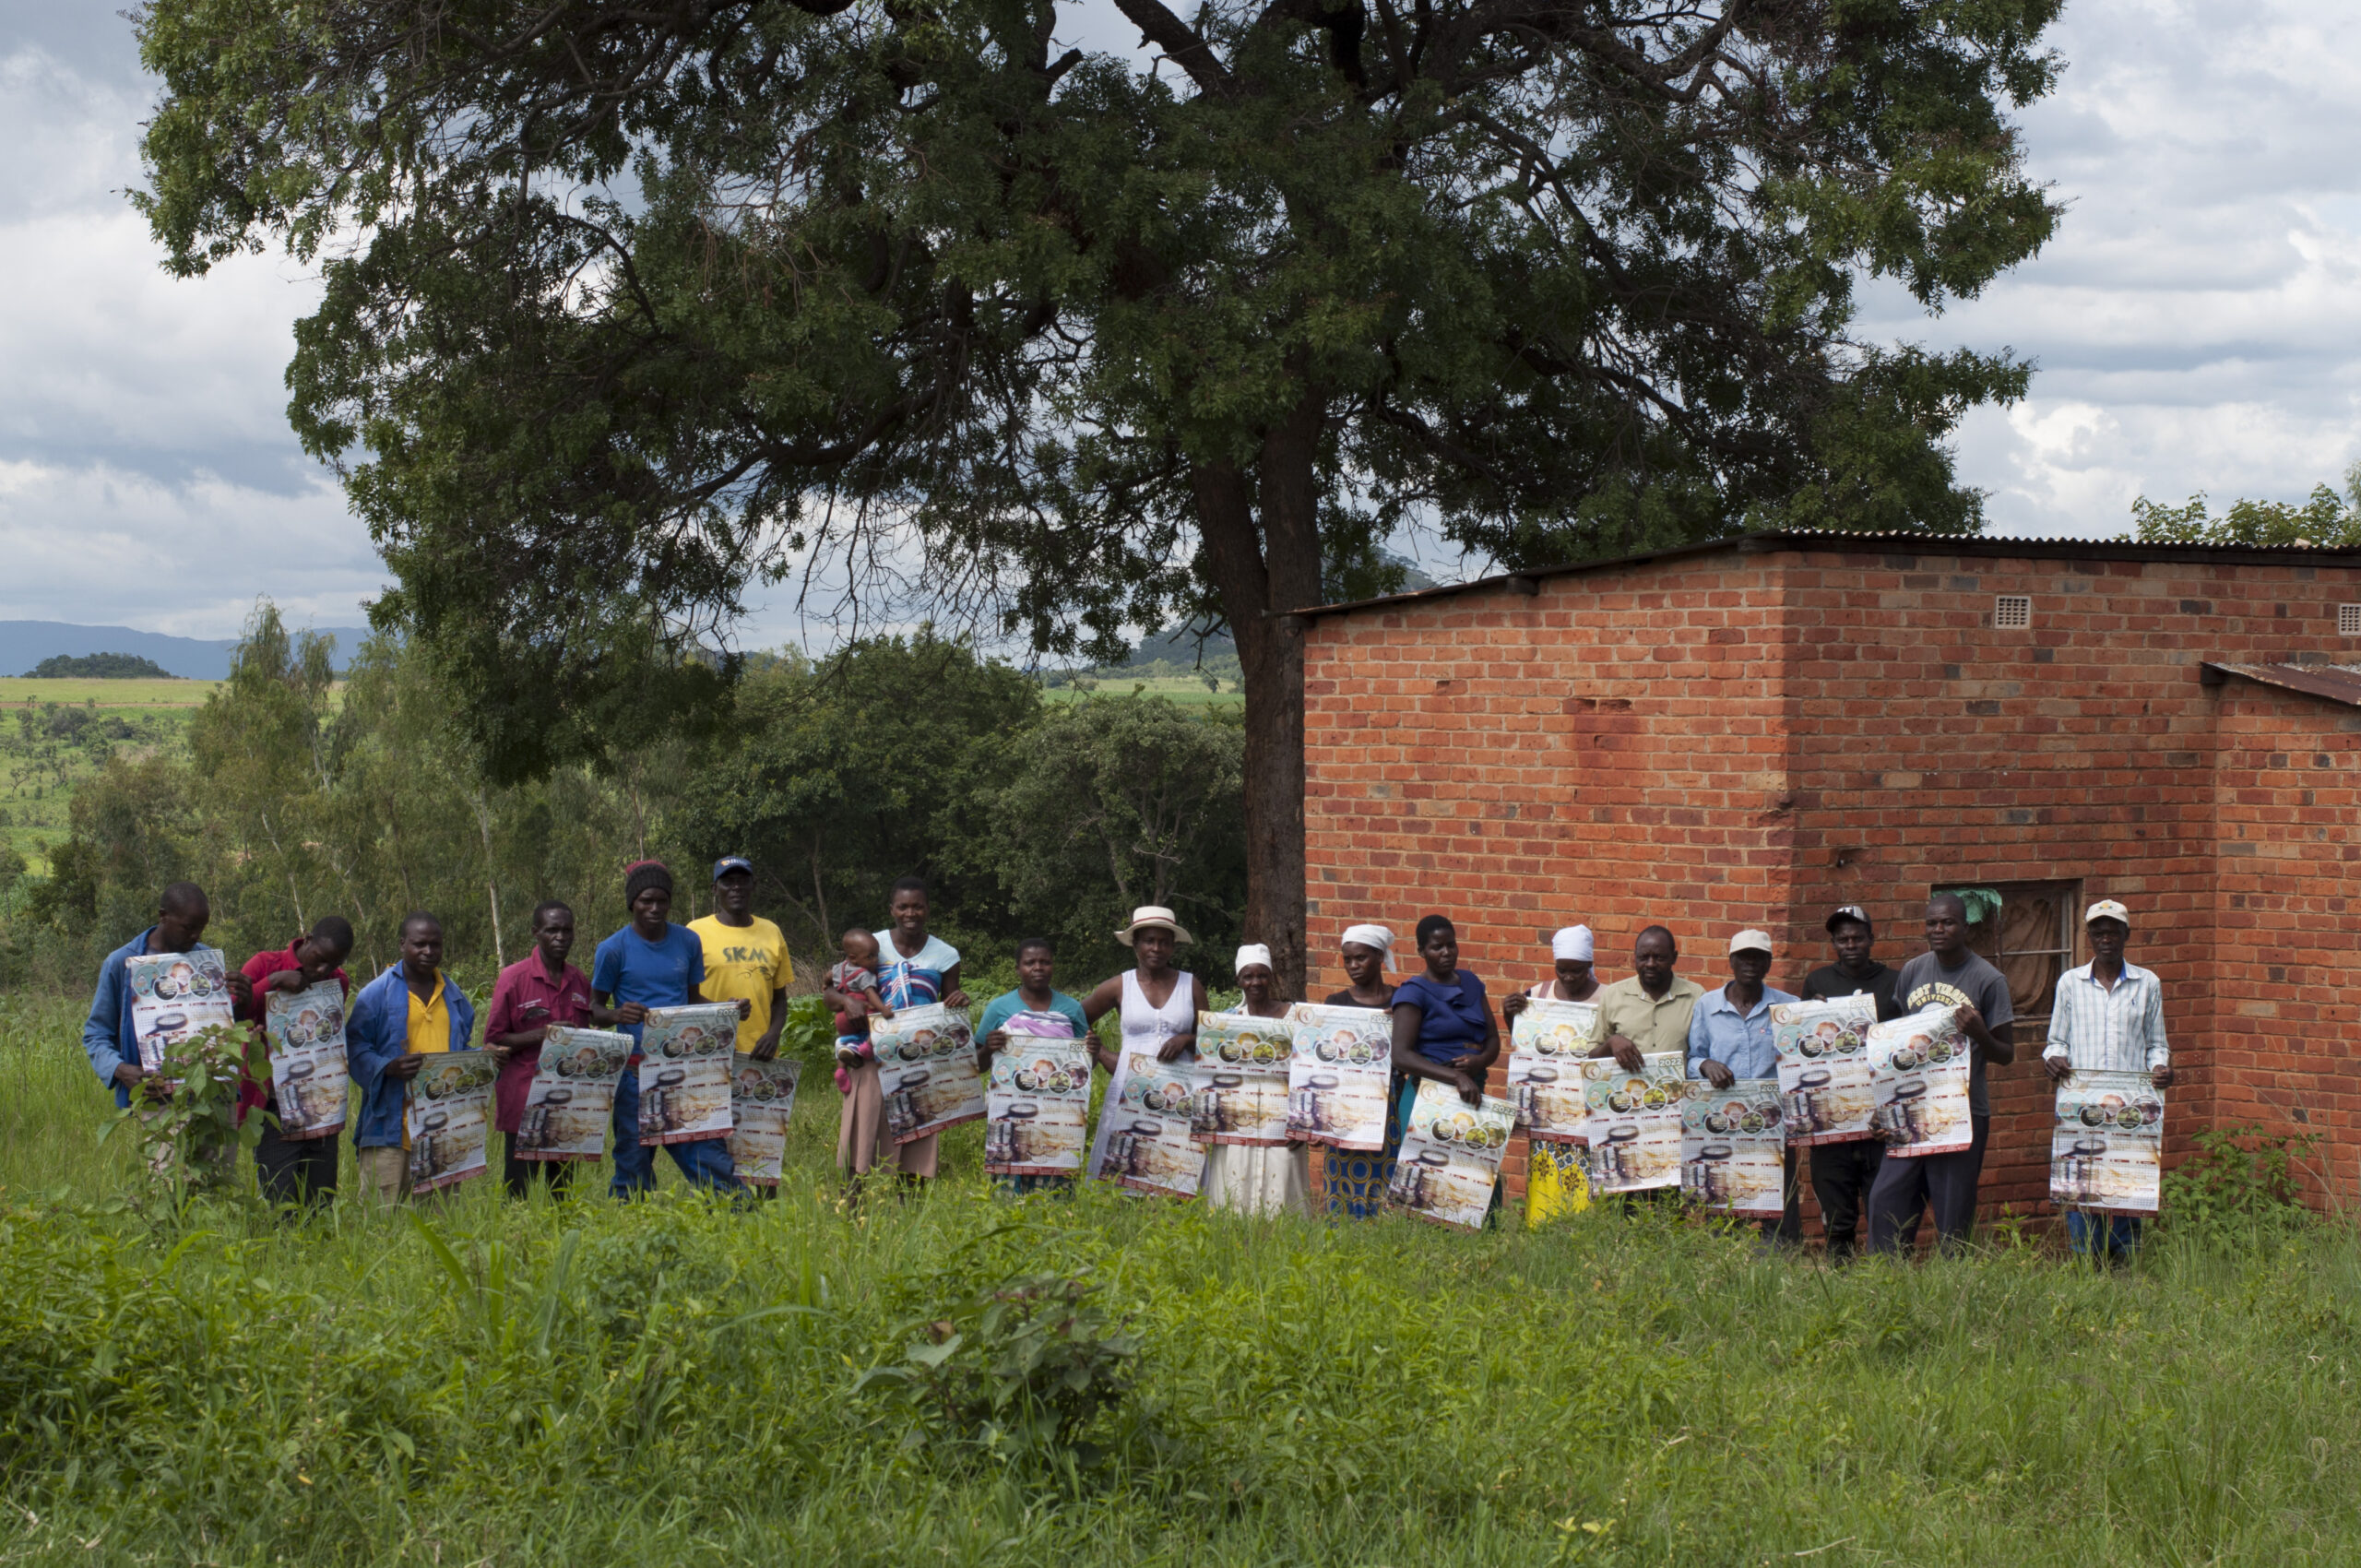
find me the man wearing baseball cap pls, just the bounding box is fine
[688,857,796,1061]
[1800,905,1904,1260]
[2043,898,2171,1264]
[1687,929,1802,1243]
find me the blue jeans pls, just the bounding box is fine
[609,1069,744,1197]
[2067,1209,2142,1260]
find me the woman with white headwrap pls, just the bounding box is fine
[1325,924,1397,1011]
[1501,925,1602,1019]
[1501,924,1602,1225]
[1319,924,1398,1218]
[1200,943,1311,1217]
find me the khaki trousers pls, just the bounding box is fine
[836,1061,939,1179]
[356,1146,413,1206]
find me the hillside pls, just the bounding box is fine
[0,620,371,681]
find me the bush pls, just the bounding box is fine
[858,1273,1146,1470]
[2159,1120,2320,1245]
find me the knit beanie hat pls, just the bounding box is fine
[623,860,674,907]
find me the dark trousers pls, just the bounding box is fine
[607,1071,744,1197]
[503,1134,577,1199]
[1809,1138,1887,1259]
[255,1106,339,1208]
[1867,1114,1989,1255]
[2067,1209,2142,1262]
[1759,1146,1804,1246]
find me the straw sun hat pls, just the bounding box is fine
[1114,905,1195,945]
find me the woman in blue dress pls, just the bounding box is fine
[1386,914,1503,1219]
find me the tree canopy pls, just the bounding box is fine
[2130,464,2361,550]
[137,0,2064,984]
[23,654,180,680]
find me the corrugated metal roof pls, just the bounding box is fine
[2199,661,2361,709]
[1285,529,2361,621]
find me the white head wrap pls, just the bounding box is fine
[1234,944,1275,975]
[1339,924,1395,970]
[1551,924,1595,962]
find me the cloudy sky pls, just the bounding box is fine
[2,0,2355,642]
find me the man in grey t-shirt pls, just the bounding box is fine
[1866,892,2017,1255]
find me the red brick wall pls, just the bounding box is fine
[2211,683,2361,1206]
[1301,541,2361,1218]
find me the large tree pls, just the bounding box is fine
[137,0,2060,988]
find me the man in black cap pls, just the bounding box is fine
[1799,904,1903,1261]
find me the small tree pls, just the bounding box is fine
[104,1022,266,1196]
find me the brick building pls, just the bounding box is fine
[1294,531,2361,1220]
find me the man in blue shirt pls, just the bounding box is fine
[592,860,748,1198]
[81,881,255,1174]
[1687,929,1800,1245]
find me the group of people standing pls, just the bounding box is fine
[83,868,2171,1258]
[82,857,796,1206]
[941,890,2167,1259]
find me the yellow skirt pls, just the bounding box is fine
[1525,1140,1591,1224]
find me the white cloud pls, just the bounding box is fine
[0,34,383,636]
[0,457,377,635]
[1859,0,2361,537]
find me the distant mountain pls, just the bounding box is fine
[1130,624,1234,666]
[0,621,373,681]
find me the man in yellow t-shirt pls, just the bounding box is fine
[687,857,796,1058]
[348,912,476,1206]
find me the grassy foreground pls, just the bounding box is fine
[3,995,2358,1566]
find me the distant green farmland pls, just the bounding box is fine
[0,678,221,873]
[1043,672,1241,708]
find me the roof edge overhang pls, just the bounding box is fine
[2199,660,2361,709]
[1280,529,2361,624]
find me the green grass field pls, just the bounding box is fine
[2,991,2357,1565]
[0,677,220,707]
[1044,674,1242,707]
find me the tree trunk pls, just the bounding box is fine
[1188,389,1325,996]
[256,807,308,932]
[467,790,504,968]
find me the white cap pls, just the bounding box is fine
[1551,925,1595,961]
[1340,924,1395,970]
[1234,944,1275,975]
[2085,899,2130,926]
[1728,929,1774,956]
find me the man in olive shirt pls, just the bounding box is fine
[1867,893,2016,1256]
[1593,926,1704,1070]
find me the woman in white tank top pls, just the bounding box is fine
[1119,966,1199,1054]
[1080,907,1208,1182]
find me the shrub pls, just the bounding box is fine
[2159,1120,2320,1245]
[859,1272,1145,1470]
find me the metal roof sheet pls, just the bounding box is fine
[2199,661,2361,709]
[1285,529,2361,621]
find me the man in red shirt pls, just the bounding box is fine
[239,915,356,1209]
[484,900,598,1197]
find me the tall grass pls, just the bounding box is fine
[2,993,2358,1565]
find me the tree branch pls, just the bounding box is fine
[1110,0,1234,94]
